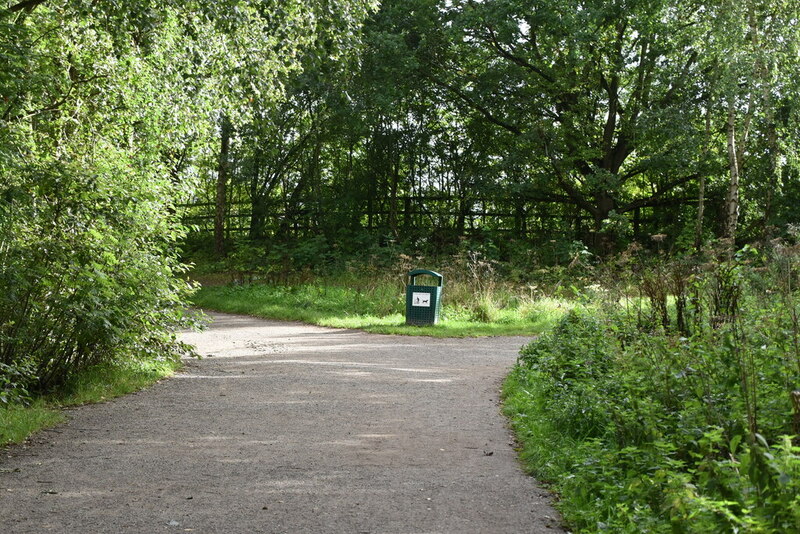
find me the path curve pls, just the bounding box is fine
[1,311,564,533]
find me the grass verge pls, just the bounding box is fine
[1,359,180,447]
[502,299,800,532]
[0,400,65,446]
[191,282,570,337]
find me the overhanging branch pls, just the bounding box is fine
[8,0,48,13]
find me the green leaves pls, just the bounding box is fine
[0,0,377,393]
[510,244,800,531]
[0,159,193,389]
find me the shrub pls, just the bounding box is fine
[0,162,196,394]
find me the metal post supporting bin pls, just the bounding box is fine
[405,269,443,326]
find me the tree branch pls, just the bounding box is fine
[483,26,555,84]
[659,50,698,107]
[627,37,653,126]
[11,73,109,122]
[622,173,699,212]
[600,72,619,163]
[543,140,596,216]
[8,0,47,13]
[430,77,523,135]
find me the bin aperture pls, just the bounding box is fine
[405,269,443,326]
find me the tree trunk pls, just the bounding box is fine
[214,116,231,258]
[389,158,399,237]
[249,195,267,241]
[762,81,779,238]
[248,147,263,241]
[695,175,706,249]
[724,100,740,240]
[310,134,322,232]
[695,109,711,250]
[456,196,467,236]
[592,192,615,256]
[514,198,526,238]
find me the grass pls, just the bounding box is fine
[0,400,65,446]
[501,365,578,482]
[0,358,180,447]
[191,281,572,338]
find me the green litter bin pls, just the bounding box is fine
[405,269,443,326]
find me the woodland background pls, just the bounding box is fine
[3,2,800,531]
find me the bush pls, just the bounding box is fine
[0,162,196,394]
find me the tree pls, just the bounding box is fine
[0,0,377,391]
[425,0,711,251]
[176,0,800,263]
[703,0,800,241]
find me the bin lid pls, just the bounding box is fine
[408,269,443,286]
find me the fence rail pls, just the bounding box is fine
[179,195,668,242]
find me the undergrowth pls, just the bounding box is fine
[190,248,582,337]
[504,241,800,533]
[191,275,572,338]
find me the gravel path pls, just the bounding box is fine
[1,311,564,533]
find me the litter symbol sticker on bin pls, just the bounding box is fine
[412,292,431,307]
